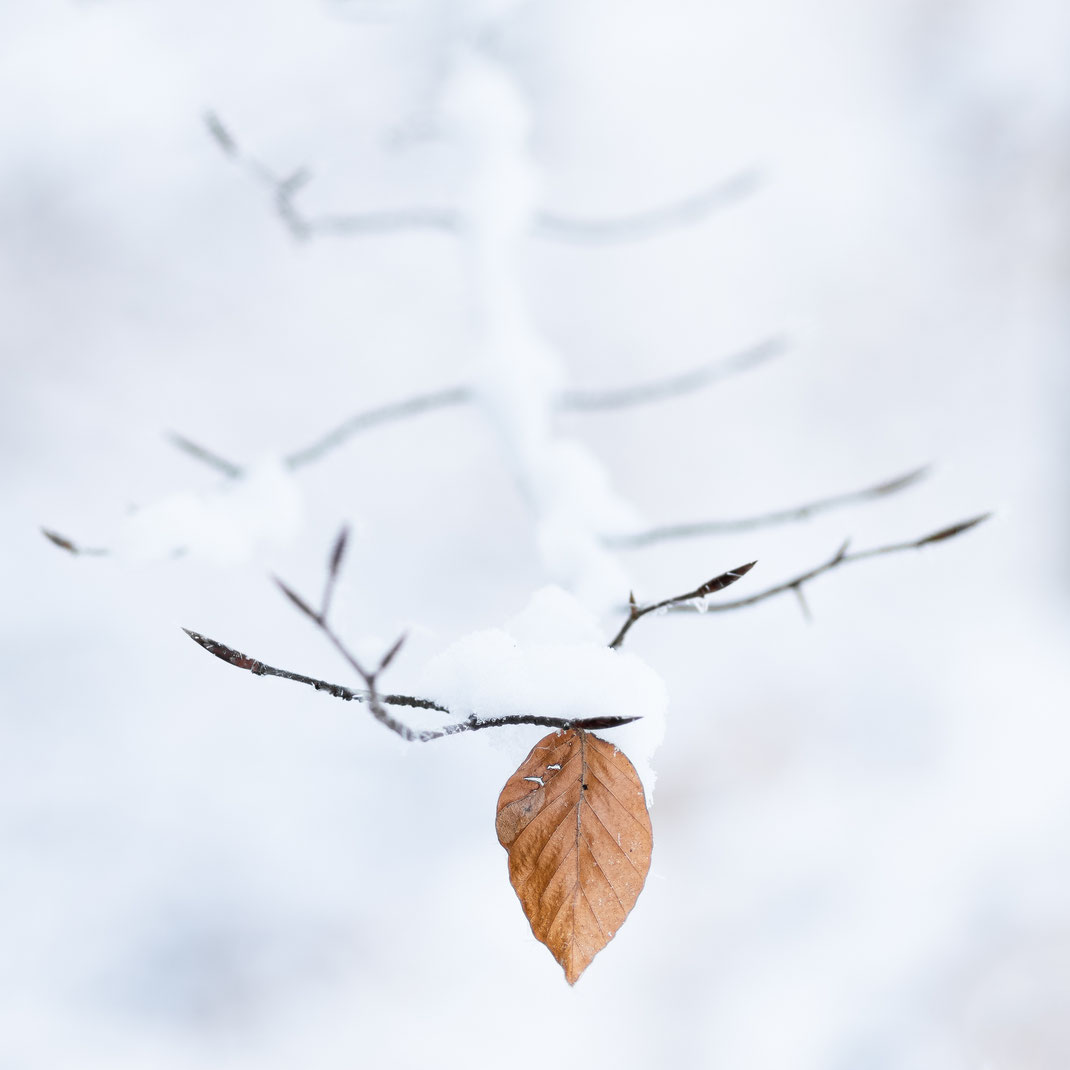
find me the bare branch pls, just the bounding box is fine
[282,386,472,470]
[204,111,457,242]
[667,513,992,617]
[181,629,639,737]
[184,525,642,740]
[609,560,757,649]
[204,113,757,248]
[559,337,784,412]
[606,465,932,549]
[534,168,761,245]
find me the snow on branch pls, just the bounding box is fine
[183,527,641,740]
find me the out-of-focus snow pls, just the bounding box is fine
[112,460,303,564]
[442,45,641,612]
[418,585,667,801]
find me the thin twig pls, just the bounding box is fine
[559,337,784,412]
[606,465,932,549]
[534,169,761,245]
[667,513,992,618]
[166,432,244,478]
[609,560,757,649]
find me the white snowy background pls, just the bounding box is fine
[3,1,1070,1067]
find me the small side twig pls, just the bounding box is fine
[606,465,932,549]
[182,629,638,738]
[166,432,244,478]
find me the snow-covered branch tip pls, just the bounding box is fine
[664,512,992,621]
[204,111,759,246]
[609,560,757,649]
[183,526,641,741]
[605,464,932,548]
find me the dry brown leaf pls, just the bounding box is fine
[496,728,653,984]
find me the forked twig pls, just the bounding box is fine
[165,432,244,478]
[184,527,640,740]
[606,465,932,548]
[205,111,758,246]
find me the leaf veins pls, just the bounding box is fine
[495,728,653,984]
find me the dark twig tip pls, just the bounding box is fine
[696,559,756,597]
[41,528,77,553]
[874,464,933,494]
[274,576,320,622]
[916,512,992,547]
[328,525,351,579]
